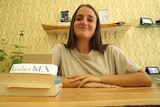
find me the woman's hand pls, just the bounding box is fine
[67,74,116,88]
[82,82,116,88]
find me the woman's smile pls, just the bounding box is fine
[79,26,89,31]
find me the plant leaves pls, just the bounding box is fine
[11,51,23,54]
[0,49,4,52]
[12,59,22,64]
[0,56,4,61]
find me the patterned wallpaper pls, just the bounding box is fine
[0,0,160,71]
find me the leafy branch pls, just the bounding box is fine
[0,39,8,62]
[10,30,26,65]
[0,30,26,72]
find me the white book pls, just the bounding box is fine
[10,63,58,75]
[0,64,62,96]
[0,73,62,96]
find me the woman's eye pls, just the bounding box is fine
[75,17,94,22]
[75,17,82,21]
[88,19,93,22]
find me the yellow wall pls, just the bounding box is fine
[0,0,160,70]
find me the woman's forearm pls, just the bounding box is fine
[101,70,152,87]
[61,70,152,88]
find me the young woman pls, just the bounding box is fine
[52,4,152,88]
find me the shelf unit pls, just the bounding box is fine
[137,23,160,28]
[42,23,132,38]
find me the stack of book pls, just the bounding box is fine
[0,64,62,96]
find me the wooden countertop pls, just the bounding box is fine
[0,86,160,107]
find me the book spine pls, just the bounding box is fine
[54,76,62,84]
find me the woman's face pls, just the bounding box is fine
[74,6,97,41]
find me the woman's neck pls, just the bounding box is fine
[76,41,91,54]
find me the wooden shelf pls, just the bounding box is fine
[137,23,160,28]
[100,23,131,36]
[42,23,131,37]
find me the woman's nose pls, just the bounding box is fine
[81,19,87,25]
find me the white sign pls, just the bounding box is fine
[10,64,58,75]
[99,9,111,24]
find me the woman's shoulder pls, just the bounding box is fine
[51,44,67,53]
[53,43,66,50]
[105,45,126,57]
[104,44,125,55]
[106,45,120,51]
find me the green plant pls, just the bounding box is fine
[0,30,26,72]
[0,39,8,62]
[0,39,9,72]
[10,30,26,65]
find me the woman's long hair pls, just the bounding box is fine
[65,4,109,53]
